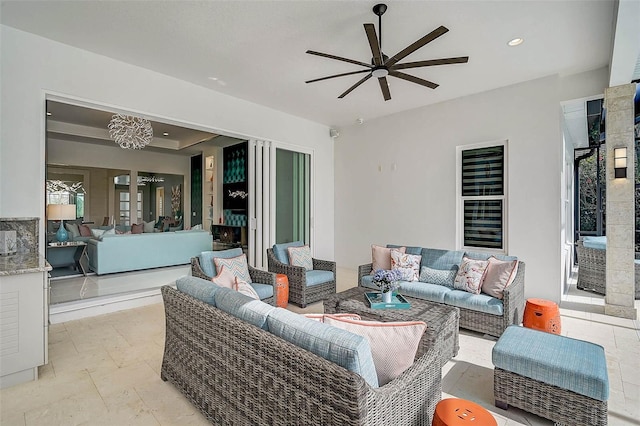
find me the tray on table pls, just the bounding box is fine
[365,292,411,309]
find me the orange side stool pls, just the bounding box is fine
[275,274,289,308]
[523,298,561,334]
[432,398,497,426]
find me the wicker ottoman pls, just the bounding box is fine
[492,326,609,426]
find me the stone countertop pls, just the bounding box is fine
[0,253,52,276]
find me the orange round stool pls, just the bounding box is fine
[432,398,497,426]
[275,274,289,308]
[523,298,561,334]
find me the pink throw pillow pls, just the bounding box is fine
[481,257,518,299]
[131,223,144,234]
[78,224,92,237]
[371,245,406,271]
[211,266,236,289]
[304,313,361,323]
[324,316,426,386]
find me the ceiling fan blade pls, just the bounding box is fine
[385,26,449,67]
[306,50,372,69]
[378,77,391,101]
[338,74,372,98]
[364,23,383,66]
[389,71,439,89]
[305,69,371,84]
[393,56,469,70]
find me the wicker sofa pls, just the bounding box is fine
[161,281,443,425]
[358,245,525,337]
[576,238,640,299]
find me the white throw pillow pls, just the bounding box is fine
[324,316,426,386]
[235,278,260,300]
[288,245,313,271]
[143,220,155,233]
[390,251,421,282]
[453,256,489,294]
[90,228,105,238]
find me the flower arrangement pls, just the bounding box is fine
[372,269,402,293]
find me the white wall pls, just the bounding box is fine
[335,72,607,303]
[0,26,334,259]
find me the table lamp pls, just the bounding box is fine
[47,204,76,242]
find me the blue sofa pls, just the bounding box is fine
[358,244,526,337]
[86,230,212,275]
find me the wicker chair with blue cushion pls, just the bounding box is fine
[576,238,640,299]
[266,241,336,307]
[191,247,278,305]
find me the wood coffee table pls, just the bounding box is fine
[324,286,460,366]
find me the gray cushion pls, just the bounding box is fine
[214,287,275,330]
[493,326,609,401]
[267,308,379,388]
[387,244,422,255]
[250,282,274,300]
[443,289,504,316]
[582,236,607,250]
[199,248,244,278]
[176,275,220,306]
[464,251,518,262]
[420,248,465,271]
[272,241,304,264]
[398,281,453,304]
[419,266,457,287]
[305,270,334,286]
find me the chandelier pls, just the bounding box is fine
[108,113,153,149]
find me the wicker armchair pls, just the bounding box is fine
[266,248,336,307]
[576,240,640,299]
[191,256,278,306]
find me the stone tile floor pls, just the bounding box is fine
[1,268,638,425]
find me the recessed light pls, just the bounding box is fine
[46,112,52,116]
[208,76,218,81]
[508,37,524,47]
[163,132,169,136]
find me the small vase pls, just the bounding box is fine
[381,291,393,303]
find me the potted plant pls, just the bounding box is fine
[372,269,402,303]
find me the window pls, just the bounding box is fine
[457,141,507,252]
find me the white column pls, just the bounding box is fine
[604,83,637,319]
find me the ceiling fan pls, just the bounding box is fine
[305,3,469,101]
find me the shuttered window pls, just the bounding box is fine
[458,143,506,251]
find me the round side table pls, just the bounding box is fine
[432,398,497,426]
[523,298,561,334]
[275,274,289,308]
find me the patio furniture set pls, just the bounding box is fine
[159,241,609,425]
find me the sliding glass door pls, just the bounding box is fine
[275,149,310,244]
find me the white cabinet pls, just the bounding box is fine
[205,155,215,228]
[0,271,48,388]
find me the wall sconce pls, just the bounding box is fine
[614,147,627,179]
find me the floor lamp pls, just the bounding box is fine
[47,204,76,243]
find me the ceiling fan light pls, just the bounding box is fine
[372,68,389,78]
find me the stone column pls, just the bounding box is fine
[604,83,637,319]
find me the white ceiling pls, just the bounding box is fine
[1,1,625,130]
